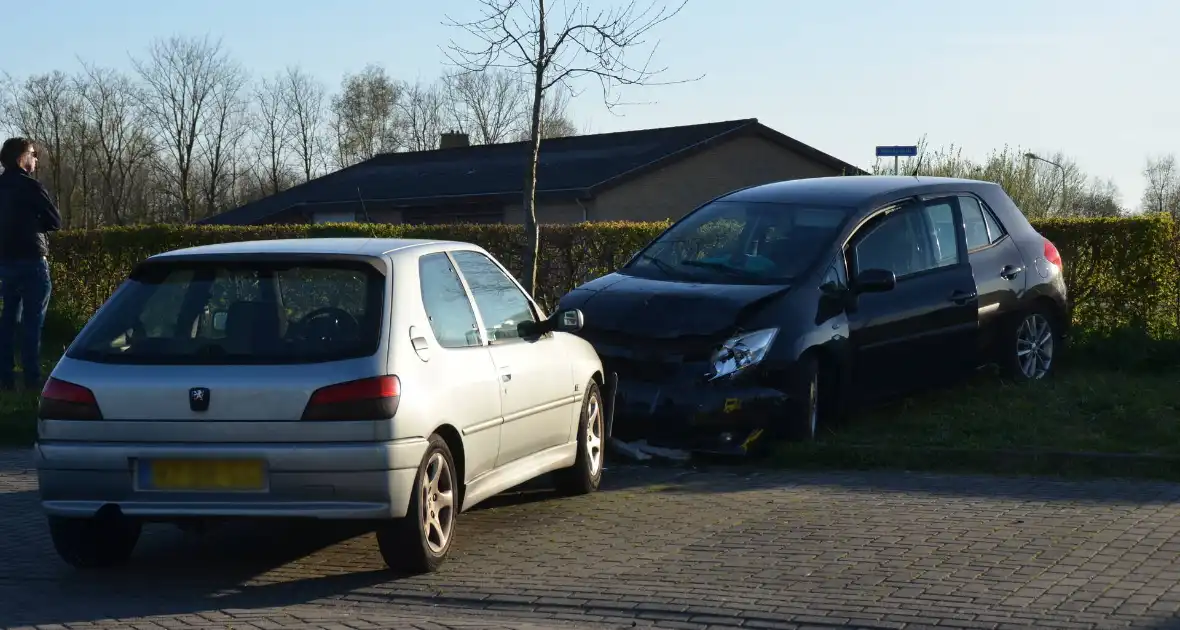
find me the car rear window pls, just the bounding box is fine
[67,257,386,365]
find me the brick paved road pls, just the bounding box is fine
[4,447,1180,630]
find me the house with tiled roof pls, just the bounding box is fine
[200,118,865,226]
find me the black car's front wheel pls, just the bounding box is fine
[783,354,821,442]
[1002,308,1058,381]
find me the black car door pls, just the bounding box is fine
[844,196,981,400]
[958,193,1028,361]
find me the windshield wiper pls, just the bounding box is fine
[635,253,682,277]
[678,259,749,275]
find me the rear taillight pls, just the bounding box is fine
[38,377,103,421]
[1043,238,1062,268]
[301,375,401,421]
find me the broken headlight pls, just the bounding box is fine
[707,328,779,381]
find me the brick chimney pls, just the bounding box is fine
[439,131,470,149]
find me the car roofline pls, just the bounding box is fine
[144,238,484,261]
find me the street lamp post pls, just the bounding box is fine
[1024,152,1067,216]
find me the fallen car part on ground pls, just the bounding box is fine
[609,437,691,462]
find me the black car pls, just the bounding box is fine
[556,176,1070,455]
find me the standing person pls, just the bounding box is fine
[0,137,62,390]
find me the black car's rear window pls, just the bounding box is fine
[68,257,386,365]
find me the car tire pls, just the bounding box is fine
[783,354,821,442]
[1001,307,1058,382]
[376,433,458,574]
[554,379,605,496]
[48,513,141,569]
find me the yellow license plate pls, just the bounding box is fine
[146,459,266,491]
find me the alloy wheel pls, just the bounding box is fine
[419,451,455,554]
[1016,313,1054,379]
[585,392,604,477]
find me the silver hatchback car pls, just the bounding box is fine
[35,238,608,573]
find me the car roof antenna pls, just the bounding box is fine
[911,153,924,178]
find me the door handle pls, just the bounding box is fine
[1000,265,1024,280]
[501,373,512,382]
[949,290,977,305]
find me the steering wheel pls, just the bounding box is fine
[293,307,360,342]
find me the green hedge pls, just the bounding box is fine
[27,214,1180,348]
[40,221,668,344]
[1034,213,1178,340]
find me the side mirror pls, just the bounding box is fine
[211,310,228,332]
[852,268,896,293]
[518,308,585,337]
[554,308,584,333]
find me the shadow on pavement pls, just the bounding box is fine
[609,455,1180,506]
[0,472,631,627]
[7,451,1180,628]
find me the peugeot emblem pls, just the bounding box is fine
[189,387,211,412]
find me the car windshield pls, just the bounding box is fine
[623,199,854,284]
[67,257,385,365]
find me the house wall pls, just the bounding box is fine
[504,200,591,224]
[592,135,846,223]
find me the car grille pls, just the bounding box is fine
[582,328,720,384]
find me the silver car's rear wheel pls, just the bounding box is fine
[48,512,141,569]
[419,451,455,555]
[377,434,458,574]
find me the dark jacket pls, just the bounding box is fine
[0,167,62,261]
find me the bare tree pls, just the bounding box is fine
[253,74,293,195]
[330,64,406,167]
[0,73,13,132]
[1141,155,1180,218]
[401,80,447,151]
[75,63,156,226]
[872,139,1105,219]
[441,69,526,145]
[512,83,577,140]
[444,0,698,293]
[1071,178,1124,218]
[133,35,241,222]
[282,65,327,182]
[3,71,83,224]
[197,60,248,219]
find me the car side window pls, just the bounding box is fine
[923,199,960,268]
[450,250,537,344]
[959,195,994,250]
[852,200,959,280]
[980,202,1006,242]
[418,253,482,348]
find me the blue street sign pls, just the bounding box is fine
[875,145,918,158]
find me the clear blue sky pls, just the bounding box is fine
[3,0,1176,209]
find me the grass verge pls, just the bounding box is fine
[0,389,38,446]
[0,351,65,447]
[3,351,1178,484]
[773,364,1180,480]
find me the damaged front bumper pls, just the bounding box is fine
[608,373,790,456]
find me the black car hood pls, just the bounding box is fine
[559,272,791,339]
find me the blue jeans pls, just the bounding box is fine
[0,258,52,388]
